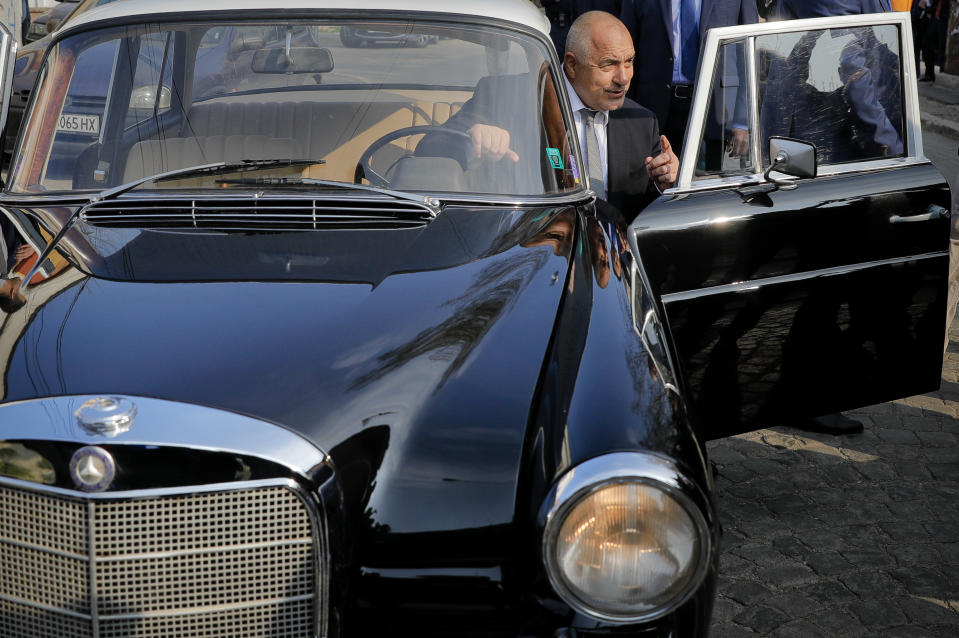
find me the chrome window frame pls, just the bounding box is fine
[670,12,921,194]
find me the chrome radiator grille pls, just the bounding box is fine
[0,482,323,638]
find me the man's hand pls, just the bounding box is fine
[13,244,34,262]
[645,135,678,190]
[468,124,519,163]
[727,128,749,158]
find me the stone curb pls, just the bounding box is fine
[922,113,959,141]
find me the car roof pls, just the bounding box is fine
[61,0,551,36]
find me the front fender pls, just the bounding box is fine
[517,209,717,633]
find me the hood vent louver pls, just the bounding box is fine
[81,195,435,230]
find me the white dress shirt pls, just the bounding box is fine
[564,74,608,199]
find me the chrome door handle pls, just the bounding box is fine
[890,205,950,224]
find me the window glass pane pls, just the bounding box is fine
[758,25,904,167]
[692,39,754,181]
[44,39,118,188]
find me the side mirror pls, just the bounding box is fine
[251,47,334,74]
[764,136,817,190]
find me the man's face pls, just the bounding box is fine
[565,25,634,111]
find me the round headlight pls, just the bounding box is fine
[542,456,710,623]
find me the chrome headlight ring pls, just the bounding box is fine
[539,452,713,624]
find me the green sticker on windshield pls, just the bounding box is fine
[546,147,564,170]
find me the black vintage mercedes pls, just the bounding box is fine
[0,1,949,636]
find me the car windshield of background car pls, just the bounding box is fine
[8,19,580,199]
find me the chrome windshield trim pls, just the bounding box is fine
[679,12,918,190]
[60,0,552,40]
[0,395,329,478]
[661,251,948,304]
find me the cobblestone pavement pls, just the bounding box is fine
[708,316,959,637]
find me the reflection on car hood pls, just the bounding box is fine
[49,203,562,284]
[0,206,576,534]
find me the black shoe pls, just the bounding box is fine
[794,413,864,435]
[920,76,935,83]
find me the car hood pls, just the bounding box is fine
[0,205,577,535]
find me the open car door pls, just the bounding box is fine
[630,13,951,440]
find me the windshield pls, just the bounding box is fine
[9,18,579,198]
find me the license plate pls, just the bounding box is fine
[57,113,100,135]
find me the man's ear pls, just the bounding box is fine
[563,52,576,79]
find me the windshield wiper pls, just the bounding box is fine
[98,158,325,201]
[215,176,441,216]
[20,159,323,289]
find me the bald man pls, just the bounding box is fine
[561,11,677,220]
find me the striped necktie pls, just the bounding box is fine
[581,107,605,197]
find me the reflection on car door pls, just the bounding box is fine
[630,13,951,440]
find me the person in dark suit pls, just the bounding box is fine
[911,0,943,81]
[619,0,758,160]
[421,11,677,222]
[561,11,678,219]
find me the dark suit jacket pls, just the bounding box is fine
[620,0,758,134]
[606,97,663,222]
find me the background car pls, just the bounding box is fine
[23,0,77,42]
[339,25,435,47]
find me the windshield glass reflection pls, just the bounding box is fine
[10,19,579,198]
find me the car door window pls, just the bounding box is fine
[757,25,904,167]
[684,17,911,187]
[691,38,754,180]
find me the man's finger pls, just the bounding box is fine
[660,134,672,154]
[647,152,670,170]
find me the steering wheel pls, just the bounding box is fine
[356,125,472,187]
